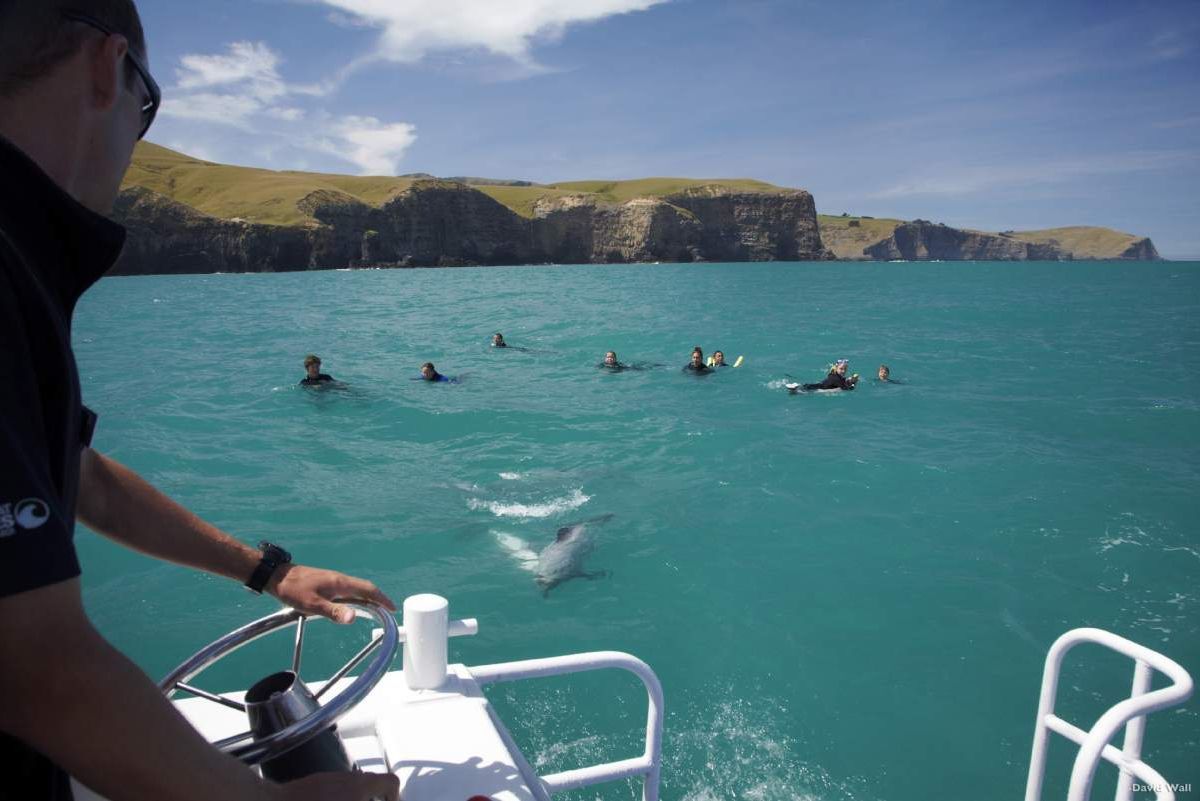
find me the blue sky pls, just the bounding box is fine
[139,0,1200,258]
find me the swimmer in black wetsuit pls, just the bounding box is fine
[300,354,335,385]
[801,359,858,391]
[599,350,628,370]
[419,361,452,382]
[684,347,711,373]
[492,333,507,348]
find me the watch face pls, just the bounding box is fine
[259,541,292,563]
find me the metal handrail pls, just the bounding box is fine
[1024,627,1193,801]
[468,651,664,801]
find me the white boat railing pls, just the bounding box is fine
[399,594,664,801]
[469,651,664,801]
[1024,627,1194,801]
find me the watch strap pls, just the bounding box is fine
[245,542,290,594]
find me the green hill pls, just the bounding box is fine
[122,142,794,225]
[818,214,1156,260]
[122,143,1157,260]
[817,214,906,259]
[1004,227,1148,260]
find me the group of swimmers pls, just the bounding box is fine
[301,334,901,392]
[301,353,455,384]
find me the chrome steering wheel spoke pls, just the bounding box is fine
[159,603,398,766]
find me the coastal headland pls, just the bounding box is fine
[111,142,1160,275]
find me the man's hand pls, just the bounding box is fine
[281,771,400,801]
[267,565,397,624]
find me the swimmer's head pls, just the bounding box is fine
[304,354,321,379]
[713,351,726,365]
[833,359,849,375]
[604,351,617,365]
[690,349,705,367]
[492,333,505,346]
[421,362,437,380]
[878,364,890,380]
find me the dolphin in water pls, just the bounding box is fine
[493,514,613,595]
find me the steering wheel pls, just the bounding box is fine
[158,602,399,766]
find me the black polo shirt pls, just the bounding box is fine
[0,135,125,799]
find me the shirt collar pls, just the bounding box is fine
[0,134,126,313]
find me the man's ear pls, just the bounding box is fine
[87,32,128,113]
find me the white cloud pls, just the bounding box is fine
[155,1,671,173]
[316,116,418,175]
[166,140,218,162]
[870,151,1198,199]
[315,0,669,67]
[264,106,306,122]
[176,41,287,102]
[161,41,417,175]
[159,92,262,128]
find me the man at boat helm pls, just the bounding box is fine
[0,3,400,800]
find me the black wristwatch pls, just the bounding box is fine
[245,541,292,594]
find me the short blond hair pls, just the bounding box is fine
[303,354,321,368]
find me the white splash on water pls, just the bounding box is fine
[468,488,589,519]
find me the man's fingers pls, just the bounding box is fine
[336,575,397,612]
[313,598,354,625]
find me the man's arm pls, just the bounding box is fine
[77,448,395,623]
[0,579,398,801]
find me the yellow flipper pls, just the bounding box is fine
[707,356,715,366]
[733,355,744,367]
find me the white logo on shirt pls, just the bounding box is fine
[15,498,50,530]
[0,498,49,537]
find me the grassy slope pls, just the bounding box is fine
[817,214,903,259]
[124,143,794,224]
[472,185,582,218]
[123,143,417,226]
[545,177,789,203]
[1007,227,1142,259]
[817,215,1147,259]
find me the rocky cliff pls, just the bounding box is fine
[824,216,1162,261]
[111,144,1161,272]
[1116,237,1161,260]
[864,221,1066,261]
[110,181,832,274]
[114,187,315,274]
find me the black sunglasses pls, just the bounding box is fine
[61,10,160,139]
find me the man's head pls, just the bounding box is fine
[0,1,156,213]
[604,351,617,366]
[690,349,705,367]
[492,333,505,346]
[421,362,437,380]
[878,364,890,380]
[304,354,321,379]
[712,350,725,365]
[833,359,849,375]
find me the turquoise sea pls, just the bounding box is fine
[74,261,1199,800]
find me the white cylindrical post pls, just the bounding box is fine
[402,594,449,690]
